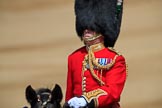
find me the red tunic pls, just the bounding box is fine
[65,46,127,108]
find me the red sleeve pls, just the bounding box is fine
[83,55,127,107]
[65,55,74,101]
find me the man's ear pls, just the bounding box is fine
[51,84,63,103]
[25,85,37,104]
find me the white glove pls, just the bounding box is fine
[68,97,87,108]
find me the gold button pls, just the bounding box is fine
[83,81,86,84]
[83,84,86,87]
[83,77,86,80]
[83,88,86,91]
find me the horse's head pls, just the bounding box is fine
[25,84,63,108]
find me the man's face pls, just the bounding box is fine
[82,29,103,46]
[83,29,96,40]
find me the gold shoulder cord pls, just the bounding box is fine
[87,47,118,86]
[88,49,105,85]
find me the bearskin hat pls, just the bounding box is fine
[75,0,124,47]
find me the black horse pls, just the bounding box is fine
[24,84,63,108]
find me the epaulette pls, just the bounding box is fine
[108,47,121,55]
[108,47,128,77]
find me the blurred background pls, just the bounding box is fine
[0,0,162,108]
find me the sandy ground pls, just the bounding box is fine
[0,0,162,108]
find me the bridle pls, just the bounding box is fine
[37,92,52,107]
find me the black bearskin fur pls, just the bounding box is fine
[75,0,123,47]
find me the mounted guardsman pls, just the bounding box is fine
[64,0,127,108]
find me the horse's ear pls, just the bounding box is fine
[25,85,37,104]
[51,84,63,103]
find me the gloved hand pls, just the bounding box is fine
[68,97,87,108]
